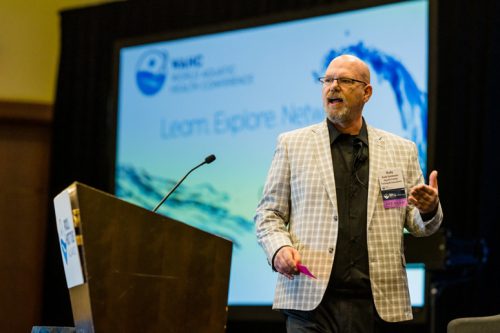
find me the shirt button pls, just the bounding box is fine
[328,247,334,254]
[333,216,338,221]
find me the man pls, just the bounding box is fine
[255,55,442,333]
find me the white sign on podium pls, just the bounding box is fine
[54,189,84,288]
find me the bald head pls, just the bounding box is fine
[328,55,370,84]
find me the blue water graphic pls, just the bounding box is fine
[116,165,253,248]
[313,43,428,176]
[136,71,166,95]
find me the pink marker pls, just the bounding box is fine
[296,263,317,279]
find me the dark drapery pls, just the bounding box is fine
[45,0,500,331]
[432,0,500,329]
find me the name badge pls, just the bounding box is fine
[379,168,407,209]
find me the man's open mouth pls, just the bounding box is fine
[328,97,343,104]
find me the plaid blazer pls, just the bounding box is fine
[255,120,443,322]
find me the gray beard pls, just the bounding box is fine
[326,107,354,126]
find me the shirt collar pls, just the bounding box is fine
[327,117,369,146]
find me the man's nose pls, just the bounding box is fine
[329,80,340,91]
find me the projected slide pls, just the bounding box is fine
[115,0,428,305]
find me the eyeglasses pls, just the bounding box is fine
[318,77,367,87]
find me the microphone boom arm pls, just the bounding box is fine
[152,154,215,213]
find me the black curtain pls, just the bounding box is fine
[44,0,500,331]
[433,0,500,326]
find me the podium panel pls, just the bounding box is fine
[55,182,232,333]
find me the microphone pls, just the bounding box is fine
[353,139,367,164]
[353,139,368,188]
[152,154,216,213]
[204,154,216,164]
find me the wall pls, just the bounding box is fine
[0,0,113,331]
[0,0,113,103]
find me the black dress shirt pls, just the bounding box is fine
[327,118,371,296]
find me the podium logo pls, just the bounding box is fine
[136,49,168,96]
[60,238,68,264]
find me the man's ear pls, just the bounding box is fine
[363,84,373,103]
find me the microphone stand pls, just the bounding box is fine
[153,155,215,213]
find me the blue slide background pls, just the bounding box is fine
[115,0,428,305]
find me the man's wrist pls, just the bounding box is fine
[271,245,292,271]
[420,203,439,221]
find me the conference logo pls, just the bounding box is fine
[58,217,71,265]
[60,238,68,265]
[136,49,168,96]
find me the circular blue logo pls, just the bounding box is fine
[136,50,168,96]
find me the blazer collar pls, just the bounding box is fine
[313,122,385,225]
[312,121,385,225]
[312,121,337,210]
[367,126,385,226]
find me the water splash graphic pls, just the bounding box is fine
[116,165,253,249]
[313,43,428,176]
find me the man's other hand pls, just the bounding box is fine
[274,246,301,280]
[409,170,439,214]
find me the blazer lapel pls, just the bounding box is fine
[312,121,337,208]
[367,126,385,227]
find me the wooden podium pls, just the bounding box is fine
[53,182,232,333]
